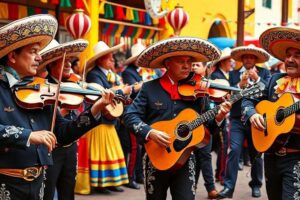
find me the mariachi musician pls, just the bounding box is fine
[38,39,88,200]
[218,44,271,199]
[0,14,114,200]
[123,37,232,200]
[243,27,300,200]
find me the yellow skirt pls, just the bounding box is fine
[75,124,128,194]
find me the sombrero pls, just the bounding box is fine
[86,41,124,72]
[231,44,270,63]
[211,47,232,67]
[259,27,300,61]
[0,14,57,59]
[136,36,221,69]
[38,39,88,72]
[124,41,146,66]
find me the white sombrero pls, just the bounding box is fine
[0,14,57,59]
[259,27,300,61]
[211,47,232,67]
[231,44,270,63]
[86,41,124,72]
[124,41,146,66]
[38,39,88,72]
[136,36,221,69]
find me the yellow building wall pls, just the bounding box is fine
[169,0,255,40]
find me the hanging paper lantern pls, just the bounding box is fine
[65,9,91,39]
[167,4,189,36]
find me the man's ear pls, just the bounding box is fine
[7,52,16,64]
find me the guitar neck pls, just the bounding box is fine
[284,100,300,117]
[189,92,243,130]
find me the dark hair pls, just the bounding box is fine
[71,58,79,68]
[0,47,23,65]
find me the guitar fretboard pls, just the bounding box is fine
[188,92,243,130]
[283,100,300,117]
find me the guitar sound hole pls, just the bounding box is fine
[177,124,190,138]
[276,109,285,123]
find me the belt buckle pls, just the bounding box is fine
[275,147,287,157]
[23,167,40,181]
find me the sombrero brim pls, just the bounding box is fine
[211,55,231,67]
[124,55,138,66]
[136,37,221,69]
[231,47,270,63]
[38,39,88,72]
[86,43,124,72]
[259,27,300,61]
[0,14,57,59]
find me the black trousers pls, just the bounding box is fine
[264,152,300,200]
[44,143,77,200]
[0,171,44,200]
[143,154,196,200]
[194,137,215,192]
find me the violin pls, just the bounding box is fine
[13,77,127,119]
[178,74,240,101]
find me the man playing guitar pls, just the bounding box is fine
[123,37,231,200]
[243,27,300,200]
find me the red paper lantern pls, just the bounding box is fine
[66,9,91,39]
[167,4,189,36]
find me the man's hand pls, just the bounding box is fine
[29,131,57,152]
[91,89,115,117]
[215,101,232,123]
[248,68,259,81]
[122,84,132,96]
[250,113,265,131]
[148,129,171,148]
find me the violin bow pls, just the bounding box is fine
[50,51,67,133]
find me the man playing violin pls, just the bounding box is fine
[243,27,300,200]
[123,37,232,200]
[0,15,114,200]
[37,39,88,200]
[218,44,271,199]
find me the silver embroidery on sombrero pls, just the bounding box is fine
[0,17,56,51]
[137,37,220,68]
[260,30,300,53]
[0,183,11,200]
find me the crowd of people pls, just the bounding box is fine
[0,13,299,200]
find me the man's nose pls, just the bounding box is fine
[36,54,42,61]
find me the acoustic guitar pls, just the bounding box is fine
[251,92,300,152]
[145,82,265,170]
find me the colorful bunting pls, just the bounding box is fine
[104,4,114,19]
[99,2,105,15]
[144,13,152,26]
[0,3,8,19]
[115,6,125,21]
[8,3,18,20]
[60,0,72,8]
[125,8,134,21]
[51,0,59,4]
[132,10,139,23]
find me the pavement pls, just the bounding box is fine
[75,153,268,200]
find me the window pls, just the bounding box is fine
[262,0,272,9]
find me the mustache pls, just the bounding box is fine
[286,62,298,68]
